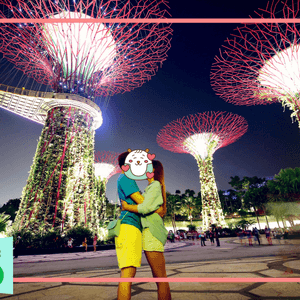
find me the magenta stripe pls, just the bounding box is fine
[14,277,300,283]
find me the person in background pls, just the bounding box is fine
[212,225,220,247]
[93,234,97,252]
[209,229,214,246]
[14,236,22,258]
[167,230,175,243]
[82,237,87,251]
[68,237,73,249]
[252,227,260,245]
[246,228,253,246]
[265,226,272,245]
[199,227,206,247]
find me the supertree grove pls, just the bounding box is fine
[94,151,121,231]
[0,0,172,234]
[157,112,248,229]
[210,0,300,127]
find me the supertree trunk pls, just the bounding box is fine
[196,155,227,230]
[94,177,108,231]
[14,106,95,234]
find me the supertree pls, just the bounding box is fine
[157,112,248,229]
[94,150,121,231]
[210,0,300,127]
[0,0,172,234]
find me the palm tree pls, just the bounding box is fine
[166,192,181,232]
[0,213,11,233]
[244,185,269,230]
[268,167,300,226]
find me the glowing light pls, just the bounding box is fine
[42,11,117,81]
[183,133,219,159]
[95,163,116,181]
[258,45,300,96]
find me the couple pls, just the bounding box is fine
[115,151,171,300]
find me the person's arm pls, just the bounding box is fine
[122,182,165,217]
[137,181,163,215]
[129,191,144,204]
[121,200,165,218]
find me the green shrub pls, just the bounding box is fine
[40,230,64,249]
[187,224,196,231]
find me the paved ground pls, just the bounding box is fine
[1,237,300,299]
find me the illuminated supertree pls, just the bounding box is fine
[157,112,248,229]
[210,0,300,127]
[0,0,172,234]
[94,150,121,231]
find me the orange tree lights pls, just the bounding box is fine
[157,112,248,229]
[1,0,172,234]
[211,0,300,127]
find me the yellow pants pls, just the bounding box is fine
[115,224,142,269]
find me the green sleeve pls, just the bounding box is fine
[137,181,163,215]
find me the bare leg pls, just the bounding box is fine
[144,251,171,300]
[118,266,136,300]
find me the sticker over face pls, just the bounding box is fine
[122,149,156,180]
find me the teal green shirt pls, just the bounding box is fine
[117,174,142,232]
[137,180,168,245]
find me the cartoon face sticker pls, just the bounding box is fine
[122,149,156,180]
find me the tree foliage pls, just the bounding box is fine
[0,198,20,222]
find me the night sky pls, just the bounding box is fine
[1,0,300,207]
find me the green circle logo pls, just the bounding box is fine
[0,267,4,284]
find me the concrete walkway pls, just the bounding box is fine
[2,240,300,299]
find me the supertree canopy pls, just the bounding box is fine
[0,0,172,98]
[157,112,248,229]
[210,0,300,127]
[2,0,172,235]
[94,151,121,231]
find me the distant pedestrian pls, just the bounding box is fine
[209,229,214,245]
[93,234,97,251]
[238,230,244,246]
[167,230,175,243]
[14,236,21,258]
[82,237,87,251]
[265,226,272,245]
[212,225,220,247]
[67,237,73,248]
[246,229,253,246]
[199,227,206,247]
[252,227,260,245]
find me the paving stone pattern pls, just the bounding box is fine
[3,242,300,299]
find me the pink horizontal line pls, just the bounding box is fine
[13,277,300,283]
[1,18,300,23]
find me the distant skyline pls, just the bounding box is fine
[1,0,300,207]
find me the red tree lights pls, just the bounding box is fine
[0,0,172,98]
[157,111,248,229]
[211,0,300,126]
